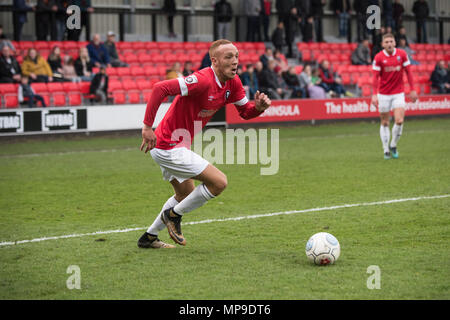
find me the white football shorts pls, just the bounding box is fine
[377,93,406,113]
[150,147,209,183]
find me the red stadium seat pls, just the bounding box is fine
[138,54,153,64]
[34,41,49,51]
[47,82,64,93]
[112,92,126,104]
[106,67,118,76]
[131,66,146,78]
[5,94,19,108]
[68,93,82,106]
[62,82,79,93]
[116,68,131,77]
[30,82,48,93]
[131,42,146,50]
[52,93,67,106]
[361,85,372,97]
[108,81,123,91]
[123,54,138,64]
[127,92,141,104]
[122,81,138,91]
[0,83,18,95]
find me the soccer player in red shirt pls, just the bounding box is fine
[137,39,271,248]
[372,33,418,159]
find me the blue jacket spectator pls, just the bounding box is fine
[13,0,34,41]
[86,34,111,68]
[241,63,259,100]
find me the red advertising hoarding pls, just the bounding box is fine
[226,95,450,124]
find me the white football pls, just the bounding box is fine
[305,232,340,265]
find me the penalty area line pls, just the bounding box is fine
[1,194,449,247]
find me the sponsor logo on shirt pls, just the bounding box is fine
[384,66,401,72]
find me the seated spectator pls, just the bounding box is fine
[395,26,410,47]
[302,15,314,43]
[89,66,109,104]
[18,76,47,108]
[258,59,286,100]
[47,46,64,81]
[318,60,346,97]
[271,21,284,52]
[241,63,259,100]
[62,56,81,82]
[273,49,288,72]
[283,66,304,98]
[200,52,211,70]
[166,62,183,80]
[0,45,21,83]
[87,34,111,68]
[351,39,372,65]
[397,38,419,65]
[274,65,292,99]
[182,61,194,76]
[74,47,94,81]
[430,60,450,94]
[21,48,53,83]
[104,31,128,68]
[259,47,274,69]
[0,24,16,52]
[299,64,326,99]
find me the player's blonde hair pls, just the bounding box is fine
[209,39,233,58]
[382,33,395,41]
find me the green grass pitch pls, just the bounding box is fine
[0,118,449,299]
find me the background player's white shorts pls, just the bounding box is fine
[378,93,406,113]
[150,147,209,183]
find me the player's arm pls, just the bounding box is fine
[371,57,381,107]
[232,78,270,119]
[141,79,181,153]
[404,64,418,103]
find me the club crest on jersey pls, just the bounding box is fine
[185,75,198,84]
[225,90,230,100]
[396,56,401,62]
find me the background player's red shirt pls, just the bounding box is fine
[372,48,411,95]
[144,67,263,150]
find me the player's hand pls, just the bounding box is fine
[410,90,418,103]
[371,94,378,108]
[140,124,157,153]
[254,90,271,112]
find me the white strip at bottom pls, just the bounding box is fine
[1,194,448,247]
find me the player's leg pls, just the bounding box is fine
[390,106,405,159]
[163,164,227,246]
[379,112,391,159]
[138,179,195,249]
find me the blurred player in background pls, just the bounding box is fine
[138,39,271,249]
[371,33,418,159]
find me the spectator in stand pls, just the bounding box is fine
[311,0,325,42]
[371,26,386,59]
[36,0,57,41]
[215,0,233,40]
[274,65,292,99]
[260,0,272,42]
[273,49,288,72]
[353,0,369,42]
[18,76,47,108]
[200,52,211,70]
[89,66,108,104]
[13,0,35,41]
[74,47,94,81]
[382,0,394,30]
[332,0,351,39]
[182,61,194,77]
[47,46,64,81]
[166,62,183,80]
[412,0,429,43]
[21,48,53,83]
[162,0,177,38]
[260,47,274,69]
[258,59,286,100]
[430,60,450,94]
[397,38,419,65]
[318,60,346,97]
[302,15,314,43]
[395,25,410,47]
[244,0,262,42]
[282,66,303,98]
[67,0,94,41]
[351,39,372,65]
[299,64,326,99]
[0,25,16,52]
[392,0,404,32]
[0,46,21,83]
[53,0,69,41]
[104,31,128,67]
[285,6,301,58]
[62,55,81,82]
[271,21,284,52]
[241,63,259,100]
[87,34,111,68]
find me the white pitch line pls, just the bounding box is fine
[1,194,449,247]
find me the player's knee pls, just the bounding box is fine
[212,175,228,195]
[395,118,404,125]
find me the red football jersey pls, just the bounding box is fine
[372,48,411,95]
[144,67,263,150]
